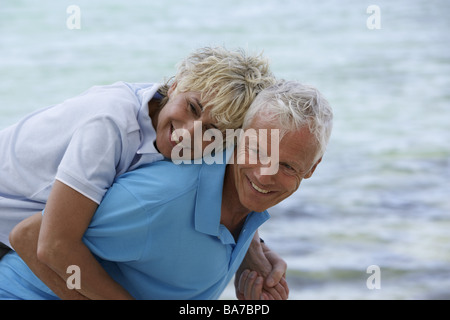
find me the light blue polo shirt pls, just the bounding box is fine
[0,151,270,300]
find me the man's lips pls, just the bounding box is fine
[251,181,270,194]
[247,176,271,194]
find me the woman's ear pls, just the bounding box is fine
[167,81,178,97]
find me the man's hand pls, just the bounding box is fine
[236,269,289,300]
[235,233,288,300]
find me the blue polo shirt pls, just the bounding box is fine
[0,151,270,300]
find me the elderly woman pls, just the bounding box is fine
[1,80,333,300]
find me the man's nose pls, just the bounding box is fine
[253,165,277,185]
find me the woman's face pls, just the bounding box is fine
[154,83,218,159]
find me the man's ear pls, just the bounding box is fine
[304,157,322,179]
[167,81,178,97]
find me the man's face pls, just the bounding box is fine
[155,83,217,159]
[230,114,322,213]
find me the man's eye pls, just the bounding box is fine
[282,163,296,173]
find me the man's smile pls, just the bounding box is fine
[251,181,270,194]
[247,176,271,194]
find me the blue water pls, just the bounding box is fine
[1,0,449,299]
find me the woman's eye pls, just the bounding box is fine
[189,102,202,117]
[189,103,199,115]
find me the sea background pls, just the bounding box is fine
[1,0,449,299]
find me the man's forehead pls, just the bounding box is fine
[281,127,320,167]
[246,115,313,143]
[247,118,318,160]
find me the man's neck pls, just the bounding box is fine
[220,164,250,241]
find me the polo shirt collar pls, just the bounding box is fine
[136,83,161,155]
[194,149,270,244]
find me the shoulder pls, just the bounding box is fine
[70,82,156,132]
[114,160,204,205]
[93,82,158,106]
[71,82,155,115]
[79,82,155,99]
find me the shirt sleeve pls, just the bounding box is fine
[82,182,148,262]
[55,116,124,204]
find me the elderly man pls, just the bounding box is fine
[0,80,333,300]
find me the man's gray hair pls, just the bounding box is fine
[242,80,333,160]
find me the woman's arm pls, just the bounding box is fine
[12,180,134,300]
[10,213,88,299]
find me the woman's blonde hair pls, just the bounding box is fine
[157,46,275,132]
